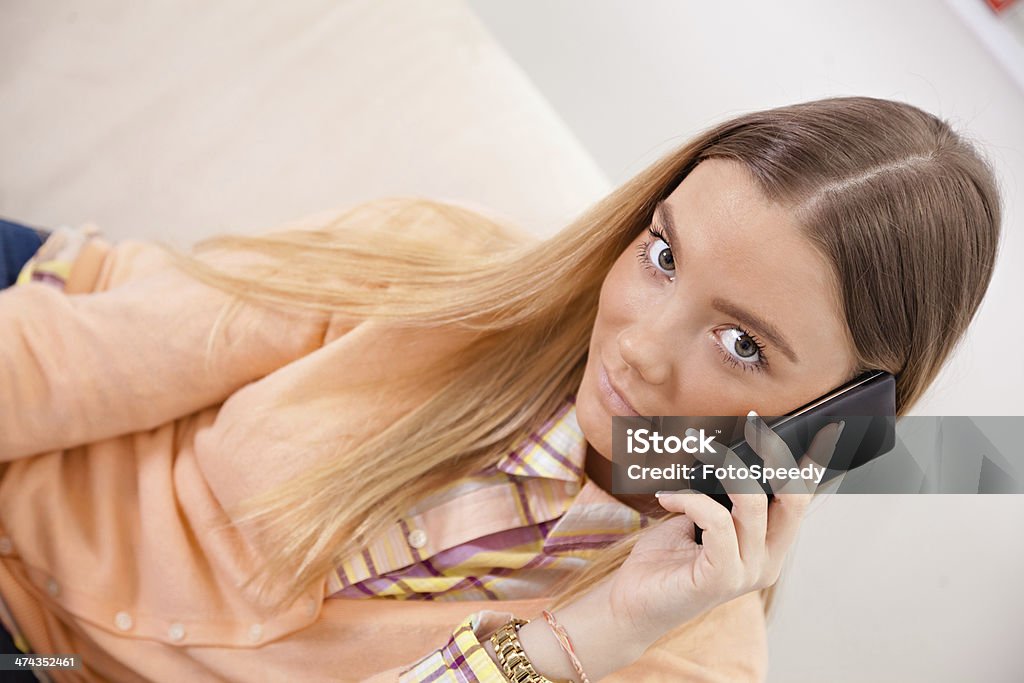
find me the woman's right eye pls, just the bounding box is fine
[635,227,676,279]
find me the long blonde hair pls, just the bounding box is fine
[155,96,1002,620]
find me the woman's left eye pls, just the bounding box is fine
[715,327,769,373]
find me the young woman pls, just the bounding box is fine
[0,95,1001,682]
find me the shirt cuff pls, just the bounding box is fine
[15,223,105,292]
[397,609,515,682]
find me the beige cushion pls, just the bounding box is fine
[0,0,610,247]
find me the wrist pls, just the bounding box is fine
[482,580,653,682]
[554,578,655,669]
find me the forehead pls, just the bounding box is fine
[662,159,850,367]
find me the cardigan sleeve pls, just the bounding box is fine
[0,228,330,461]
[0,198,531,463]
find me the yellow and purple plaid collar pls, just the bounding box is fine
[330,393,650,597]
[492,393,587,483]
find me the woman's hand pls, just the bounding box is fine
[606,413,845,649]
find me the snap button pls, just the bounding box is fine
[0,536,12,555]
[45,579,60,597]
[114,612,134,631]
[248,623,263,642]
[406,528,428,549]
[168,623,186,642]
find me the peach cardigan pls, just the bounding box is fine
[0,204,767,681]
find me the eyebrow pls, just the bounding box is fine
[653,200,800,364]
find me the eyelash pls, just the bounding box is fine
[635,225,770,374]
[634,226,672,278]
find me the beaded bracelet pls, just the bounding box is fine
[541,609,591,683]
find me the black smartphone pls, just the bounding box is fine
[691,369,897,543]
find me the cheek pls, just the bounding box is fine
[579,251,643,452]
[596,249,644,326]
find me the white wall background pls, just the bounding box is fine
[0,0,610,247]
[466,1,1024,681]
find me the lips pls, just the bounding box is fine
[599,363,640,416]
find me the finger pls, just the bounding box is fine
[656,490,741,569]
[686,428,764,496]
[776,420,845,496]
[765,421,844,565]
[692,427,768,565]
[765,421,843,573]
[743,410,798,471]
[686,424,769,564]
[806,419,846,470]
[762,490,811,576]
[728,490,769,566]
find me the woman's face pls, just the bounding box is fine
[577,158,861,461]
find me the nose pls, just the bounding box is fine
[617,304,681,386]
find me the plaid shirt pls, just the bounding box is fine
[327,394,652,680]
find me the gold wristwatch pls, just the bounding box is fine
[490,617,572,683]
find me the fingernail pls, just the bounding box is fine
[747,409,759,423]
[837,420,846,438]
[655,489,695,497]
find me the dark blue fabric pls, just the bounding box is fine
[0,619,37,679]
[0,218,50,290]
[1,218,56,678]
[0,218,49,679]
